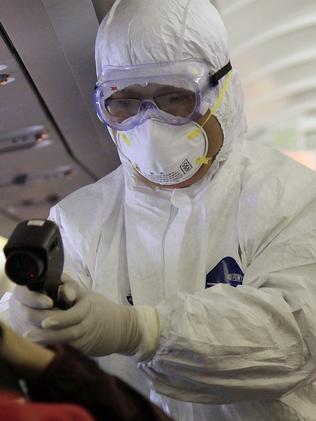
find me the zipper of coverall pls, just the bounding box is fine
[162,203,179,274]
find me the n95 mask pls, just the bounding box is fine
[114,118,210,185]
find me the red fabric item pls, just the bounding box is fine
[0,392,94,421]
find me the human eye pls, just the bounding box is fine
[104,98,140,122]
[157,91,195,104]
[163,93,184,104]
[105,98,134,113]
[155,91,196,116]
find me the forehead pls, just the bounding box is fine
[110,83,193,98]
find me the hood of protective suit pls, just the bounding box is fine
[95,0,247,166]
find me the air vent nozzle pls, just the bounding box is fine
[0,126,51,154]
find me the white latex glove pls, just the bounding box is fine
[9,275,160,359]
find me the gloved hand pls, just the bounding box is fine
[9,275,160,359]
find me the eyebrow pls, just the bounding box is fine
[110,84,192,99]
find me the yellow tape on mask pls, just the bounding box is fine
[121,133,131,145]
[196,156,212,165]
[188,129,202,140]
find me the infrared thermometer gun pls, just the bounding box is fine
[3,219,65,306]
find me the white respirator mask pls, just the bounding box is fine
[115,115,211,185]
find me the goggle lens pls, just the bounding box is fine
[155,92,196,117]
[105,98,141,123]
[104,91,197,124]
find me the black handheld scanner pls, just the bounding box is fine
[4,220,64,304]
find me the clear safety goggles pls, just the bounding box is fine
[94,60,232,131]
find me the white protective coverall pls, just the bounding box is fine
[48,0,316,419]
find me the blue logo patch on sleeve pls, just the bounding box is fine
[206,257,244,288]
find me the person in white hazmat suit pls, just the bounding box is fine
[9,0,316,420]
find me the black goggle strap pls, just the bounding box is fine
[209,61,232,87]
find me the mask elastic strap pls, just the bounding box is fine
[189,70,233,166]
[188,70,233,142]
[202,69,234,129]
[211,70,233,115]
